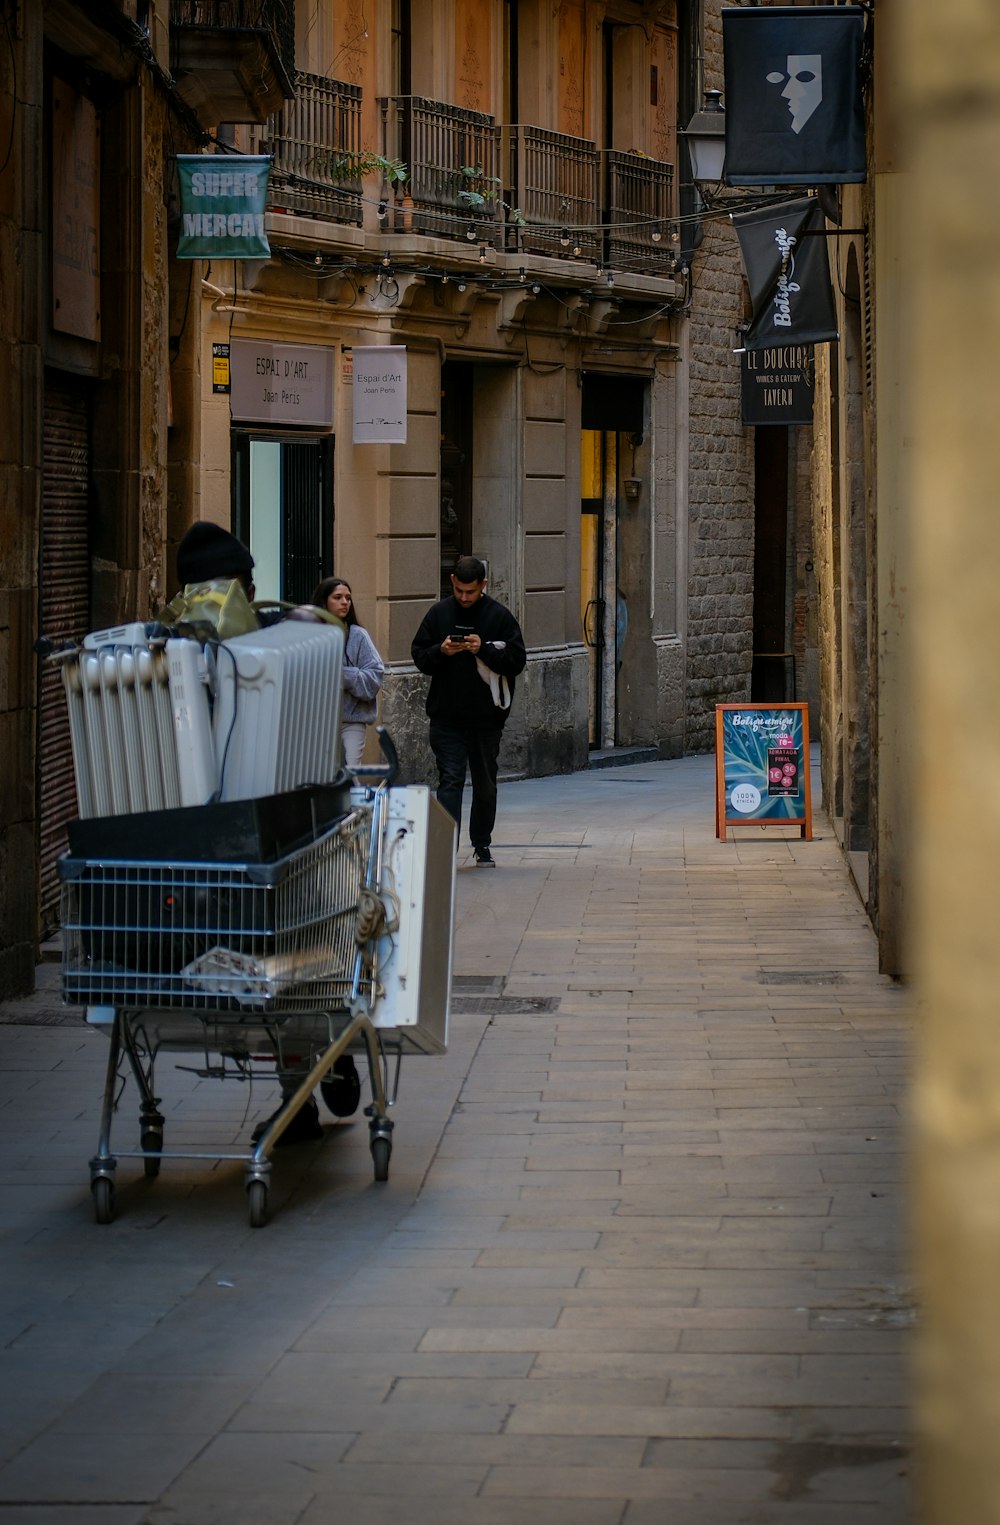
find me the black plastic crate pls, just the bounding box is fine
[65,776,353,864]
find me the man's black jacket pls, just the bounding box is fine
[411,593,526,730]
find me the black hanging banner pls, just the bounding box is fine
[732,197,838,351]
[722,6,866,186]
[741,345,814,427]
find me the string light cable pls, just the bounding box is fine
[267,244,692,319]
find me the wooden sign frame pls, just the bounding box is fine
[715,702,813,840]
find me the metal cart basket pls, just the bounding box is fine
[59,775,454,1227]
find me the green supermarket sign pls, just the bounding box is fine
[176,156,271,260]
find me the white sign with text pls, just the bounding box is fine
[230,340,333,428]
[352,345,408,444]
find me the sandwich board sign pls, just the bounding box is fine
[715,702,813,840]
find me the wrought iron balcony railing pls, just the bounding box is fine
[502,125,600,261]
[264,74,364,226]
[257,78,677,280]
[170,0,295,125]
[603,150,676,273]
[382,96,499,243]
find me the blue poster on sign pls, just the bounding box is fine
[715,703,813,839]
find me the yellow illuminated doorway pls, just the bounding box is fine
[580,428,618,749]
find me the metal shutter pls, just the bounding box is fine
[38,387,91,934]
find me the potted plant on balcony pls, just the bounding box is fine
[458,164,525,242]
[307,148,410,225]
[316,149,409,187]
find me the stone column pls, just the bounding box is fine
[901,1,1000,1517]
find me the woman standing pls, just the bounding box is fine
[311,576,384,769]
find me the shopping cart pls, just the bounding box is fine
[58,735,455,1227]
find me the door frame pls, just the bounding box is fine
[581,427,620,751]
[231,430,334,604]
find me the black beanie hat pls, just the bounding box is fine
[176,522,254,586]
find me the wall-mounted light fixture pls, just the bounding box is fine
[680,88,727,188]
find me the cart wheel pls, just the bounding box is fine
[92,1177,115,1224]
[141,1129,162,1179]
[247,1179,269,1228]
[371,1134,391,1183]
[320,1055,362,1119]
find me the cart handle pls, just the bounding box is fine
[352,726,399,787]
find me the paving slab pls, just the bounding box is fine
[0,752,911,1520]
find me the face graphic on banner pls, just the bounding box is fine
[766,55,823,134]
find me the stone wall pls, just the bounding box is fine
[685,222,755,754]
[681,7,756,756]
[0,5,41,994]
[0,8,171,995]
[901,0,1000,1514]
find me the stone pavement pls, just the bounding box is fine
[0,753,912,1524]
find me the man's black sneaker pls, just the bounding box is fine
[320,1054,362,1118]
[251,1095,323,1146]
[473,846,495,867]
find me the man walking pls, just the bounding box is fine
[411,555,526,866]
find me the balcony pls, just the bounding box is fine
[382,96,499,243]
[264,74,364,227]
[170,0,295,126]
[603,150,676,274]
[257,81,678,289]
[502,125,600,262]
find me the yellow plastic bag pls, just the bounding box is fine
[159,578,261,640]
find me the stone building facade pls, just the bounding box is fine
[178,0,699,792]
[685,217,756,754]
[0,1,176,992]
[0,0,820,994]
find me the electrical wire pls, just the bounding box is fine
[170,261,194,360]
[272,245,687,302]
[209,642,240,806]
[72,0,245,151]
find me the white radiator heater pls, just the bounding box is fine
[65,628,181,817]
[62,620,345,818]
[208,620,344,802]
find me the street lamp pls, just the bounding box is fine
[680,89,727,188]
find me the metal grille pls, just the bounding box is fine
[503,125,599,261]
[170,0,294,78]
[450,995,560,1015]
[759,970,846,986]
[282,441,323,603]
[265,72,364,226]
[60,811,369,1013]
[603,150,676,273]
[383,95,500,243]
[39,389,90,934]
[863,234,874,399]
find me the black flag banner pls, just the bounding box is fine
[732,196,838,350]
[722,6,866,186]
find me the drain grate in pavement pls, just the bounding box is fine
[450,995,561,1015]
[0,1006,83,1027]
[759,970,846,986]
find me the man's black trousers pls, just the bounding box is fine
[429,722,503,849]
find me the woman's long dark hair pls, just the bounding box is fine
[311,575,359,627]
